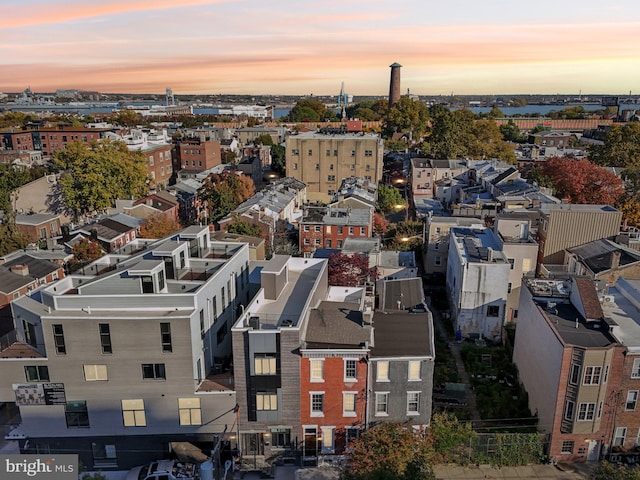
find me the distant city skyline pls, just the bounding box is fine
[3,0,640,96]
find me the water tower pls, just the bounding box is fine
[388,62,402,108]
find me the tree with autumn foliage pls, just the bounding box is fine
[373,213,389,236]
[540,157,625,205]
[198,171,255,223]
[68,238,104,272]
[139,214,182,239]
[617,195,640,228]
[327,253,378,287]
[342,422,434,480]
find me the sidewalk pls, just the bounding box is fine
[433,463,597,479]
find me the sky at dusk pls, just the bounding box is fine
[2,0,640,96]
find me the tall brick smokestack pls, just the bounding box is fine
[388,62,402,108]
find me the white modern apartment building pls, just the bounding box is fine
[0,226,250,470]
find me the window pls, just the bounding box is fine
[632,358,640,378]
[338,226,343,234]
[604,365,609,383]
[308,150,313,156]
[333,150,338,156]
[487,306,500,317]
[508,258,515,270]
[564,400,575,421]
[569,364,580,385]
[160,323,172,353]
[577,402,596,421]
[311,393,324,416]
[407,392,420,415]
[314,239,321,246]
[365,150,373,157]
[408,360,421,381]
[349,227,354,235]
[256,393,277,411]
[315,225,321,232]
[315,163,319,170]
[321,426,335,453]
[217,323,228,344]
[212,295,218,320]
[304,238,310,245]
[200,310,205,339]
[344,359,357,381]
[84,365,108,381]
[626,391,638,411]
[561,441,574,454]
[614,427,627,447]
[52,324,66,354]
[92,443,117,468]
[255,355,277,375]
[142,363,166,380]
[293,163,298,170]
[507,283,512,294]
[350,150,356,157]
[325,239,332,248]
[271,428,291,448]
[122,399,146,427]
[337,240,343,248]
[377,361,389,381]
[178,398,202,425]
[325,149,330,156]
[375,392,389,415]
[583,366,601,385]
[329,163,334,170]
[99,323,112,354]
[343,392,357,416]
[65,401,89,428]
[328,175,335,181]
[304,225,310,232]
[292,149,299,155]
[346,427,360,445]
[435,256,442,266]
[310,359,324,382]
[25,365,49,382]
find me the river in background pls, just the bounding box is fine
[5,103,638,119]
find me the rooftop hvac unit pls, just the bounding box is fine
[603,295,614,303]
[248,316,260,330]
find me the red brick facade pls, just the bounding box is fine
[175,139,221,172]
[300,354,367,454]
[299,223,370,255]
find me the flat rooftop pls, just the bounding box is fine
[536,301,616,348]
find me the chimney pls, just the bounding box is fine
[10,264,29,276]
[610,250,621,270]
[388,63,402,108]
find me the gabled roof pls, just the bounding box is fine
[304,301,372,349]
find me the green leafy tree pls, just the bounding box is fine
[253,134,274,146]
[270,144,286,174]
[285,98,328,122]
[429,412,477,464]
[0,112,30,128]
[108,110,145,127]
[422,108,475,159]
[198,170,255,222]
[345,100,387,121]
[378,184,406,214]
[384,97,430,140]
[385,138,408,152]
[0,211,30,256]
[589,122,640,169]
[221,149,238,164]
[342,422,434,480]
[469,120,516,164]
[593,461,640,480]
[53,140,149,218]
[226,220,261,238]
[499,120,527,143]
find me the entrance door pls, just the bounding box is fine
[587,440,599,462]
[242,433,264,455]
